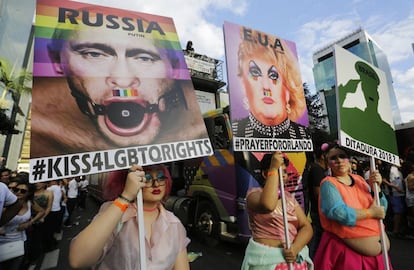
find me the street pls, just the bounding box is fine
[29,196,413,270]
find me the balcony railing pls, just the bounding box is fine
[183,50,224,82]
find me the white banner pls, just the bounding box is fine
[340,131,400,166]
[30,139,212,183]
[195,90,216,113]
[184,55,215,74]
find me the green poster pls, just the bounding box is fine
[334,45,399,166]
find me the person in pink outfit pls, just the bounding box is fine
[241,152,313,270]
[69,164,190,270]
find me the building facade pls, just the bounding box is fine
[0,0,35,171]
[312,28,402,137]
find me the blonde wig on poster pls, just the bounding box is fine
[237,28,306,122]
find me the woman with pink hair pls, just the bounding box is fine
[69,164,190,270]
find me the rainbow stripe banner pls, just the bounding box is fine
[112,88,139,97]
[33,0,189,80]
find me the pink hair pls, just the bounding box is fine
[103,165,172,202]
[321,143,329,152]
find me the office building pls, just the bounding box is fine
[312,28,402,136]
[0,0,35,170]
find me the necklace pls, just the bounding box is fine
[249,113,290,137]
[143,206,159,212]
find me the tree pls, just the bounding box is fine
[303,82,336,148]
[0,57,32,135]
[303,82,326,132]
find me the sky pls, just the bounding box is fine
[73,0,414,124]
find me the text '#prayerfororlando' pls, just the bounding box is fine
[234,137,313,152]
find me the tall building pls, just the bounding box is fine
[312,28,402,137]
[0,0,35,171]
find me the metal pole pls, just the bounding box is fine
[279,166,294,270]
[370,156,390,270]
[137,190,147,270]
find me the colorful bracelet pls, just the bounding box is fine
[267,170,278,177]
[118,194,134,203]
[113,198,129,212]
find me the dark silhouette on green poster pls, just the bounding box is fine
[338,61,398,154]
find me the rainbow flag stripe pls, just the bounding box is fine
[112,89,139,97]
[33,0,190,80]
[263,90,272,97]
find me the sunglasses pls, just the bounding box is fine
[144,171,167,188]
[12,187,28,194]
[328,153,349,161]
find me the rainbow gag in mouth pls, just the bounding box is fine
[112,88,139,97]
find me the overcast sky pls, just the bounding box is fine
[74,0,414,123]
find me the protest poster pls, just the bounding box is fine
[30,0,212,182]
[223,21,312,152]
[334,45,399,166]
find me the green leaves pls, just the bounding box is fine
[0,57,32,96]
[0,57,32,135]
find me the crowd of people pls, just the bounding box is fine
[304,143,414,269]
[1,144,414,269]
[239,144,410,270]
[65,145,411,269]
[0,168,88,269]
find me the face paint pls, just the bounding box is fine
[249,60,262,81]
[328,153,349,161]
[263,89,272,97]
[268,65,279,85]
[328,154,349,165]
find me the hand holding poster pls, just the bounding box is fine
[30,0,212,182]
[223,22,313,270]
[240,152,314,269]
[223,21,312,152]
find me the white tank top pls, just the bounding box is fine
[48,184,62,211]
[0,201,31,244]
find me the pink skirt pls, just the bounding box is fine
[314,231,393,270]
